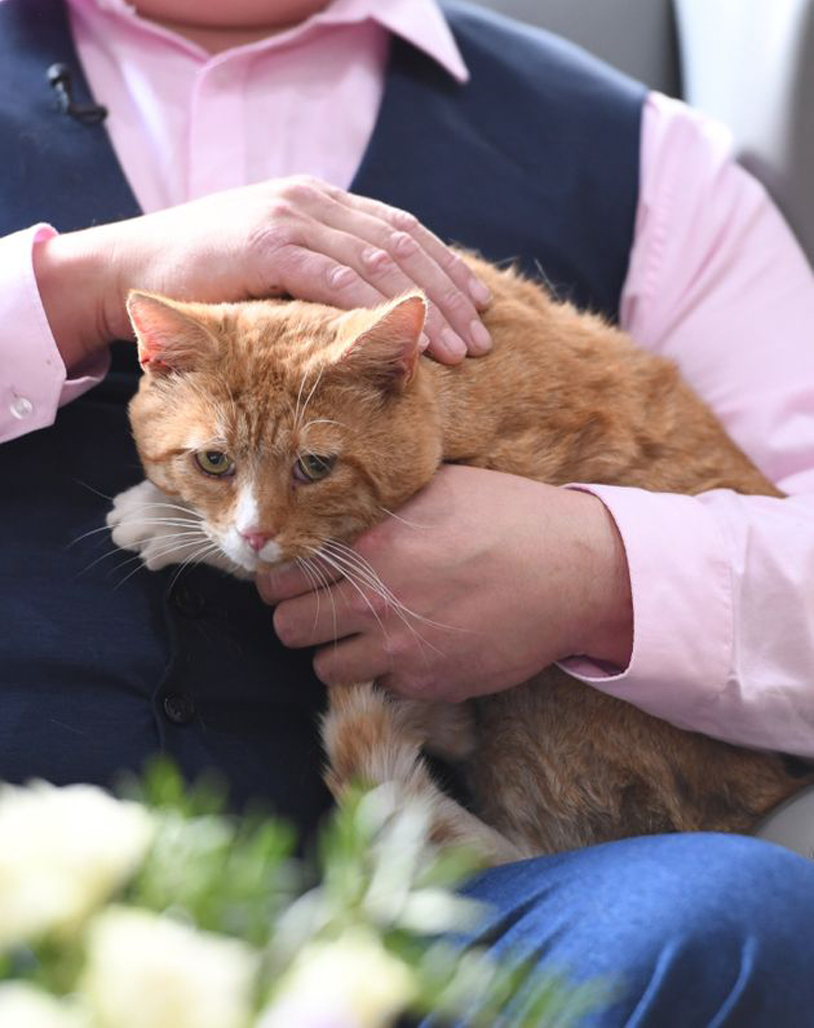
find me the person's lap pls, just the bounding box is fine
[434,832,814,1026]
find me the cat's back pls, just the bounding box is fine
[431,252,776,496]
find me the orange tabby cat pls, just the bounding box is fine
[109,253,809,865]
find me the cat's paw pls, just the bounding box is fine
[321,682,426,800]
[107,480,206,571]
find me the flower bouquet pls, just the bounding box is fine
[0,762,603,1027]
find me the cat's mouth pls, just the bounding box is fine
[204,523,286,574]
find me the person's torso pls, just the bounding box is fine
[0,0,644,834]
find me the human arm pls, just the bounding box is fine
[261,466,632,701]
[559,93,814,756]
[1,178,493,444]
[0,225,109,443]
[260,96,814,759]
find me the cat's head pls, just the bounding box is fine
[126,290,442,574]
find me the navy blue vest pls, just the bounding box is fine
[0,0,644,833]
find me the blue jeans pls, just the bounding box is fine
[439,833,814,1026]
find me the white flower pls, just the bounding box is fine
[0,983,89,1028]
[82,906,257,1028]
[0,782,155,949]
[259,928,415,1028]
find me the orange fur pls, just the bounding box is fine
[126,253,808,863]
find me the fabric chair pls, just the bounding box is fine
[470,0,814,856]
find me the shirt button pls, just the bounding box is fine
[10,396,33,420]
[163,693,196,725]
[172,584,206,618]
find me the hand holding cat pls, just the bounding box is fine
[259,465,634,703]
[33,176,492,374]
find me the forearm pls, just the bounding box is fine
[562,483,814,757]
[553,489,633,670]
[601,93,814,754]
[32,228,122,374]
[0,226,109,444]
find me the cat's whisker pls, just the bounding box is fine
[111,518,204,531]
[70,523,123,546]
[69,516,202,548]
[167,540,222,593]
[318,543,451,663]
[133,500,201,518]
[307,545,392,646]
[295,556,324,636]
[78,546,133,576]
[298,554,339,646]
[301,417,346,434]
[312,542,447,662]
[109,552,156,585]
[295,364,326,435]
[187,542,225,574]
[322,540,461,634]
[318,546,448,666]
[293,367,309,431]
[74,480,115,502]
[378,506,432,531]
[109,533,212,588]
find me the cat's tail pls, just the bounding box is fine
[321,682,526,866]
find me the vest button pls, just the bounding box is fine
[172,584,206,618]
[163,693,195,725]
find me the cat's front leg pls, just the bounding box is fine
[107,479,245,576]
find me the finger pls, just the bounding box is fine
[256,558,341,605]
[272,578,362,649]
[312,634,393,686]
[269,245,386,309]
[314,197,492,360]
[340,192,493,309]
[297,217,469,363]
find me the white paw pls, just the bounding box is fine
[106,480,207,571]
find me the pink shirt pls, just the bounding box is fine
[2,0,814,757]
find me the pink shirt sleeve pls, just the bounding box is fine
[0,226,108,444]
[563,93,814,758]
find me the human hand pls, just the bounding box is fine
[33,176,492,373]
[258,465,633,703]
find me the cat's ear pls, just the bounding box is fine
[336,294,427,392]
[127,291,218,374]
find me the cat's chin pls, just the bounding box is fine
[217,530,285,575]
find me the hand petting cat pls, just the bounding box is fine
[258,465,634,703]
[32,175,492,374]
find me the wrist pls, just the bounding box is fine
[565,490,633,669]
[33,229,121,374]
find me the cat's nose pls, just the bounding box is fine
[240,529,275,552]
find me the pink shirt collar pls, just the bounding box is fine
[68,0,470,82]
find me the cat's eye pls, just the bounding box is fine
[293,453,336,484]
[195,450,235,477]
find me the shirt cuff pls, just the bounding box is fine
[559,483,734,736]
[0,225,109,444]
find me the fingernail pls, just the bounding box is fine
[419,332,430,352]
[329,265,354,288]
[441,328,467,359]
[392,231,418,257]
[469,279,492,306]
[362,246,390,270]
[468,319,492,355]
